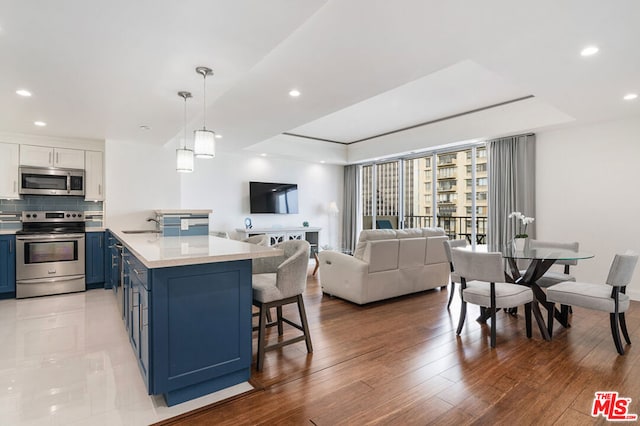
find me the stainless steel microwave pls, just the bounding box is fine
[19,167,85,196]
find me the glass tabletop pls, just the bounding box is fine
[502,246,594,261]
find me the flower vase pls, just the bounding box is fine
[513,237,527,252]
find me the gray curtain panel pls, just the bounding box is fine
[487,134,536,251]
[342,164,360,252]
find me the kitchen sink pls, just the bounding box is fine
[121,230,162,234]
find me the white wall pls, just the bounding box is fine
[104,140,180,231]
[536,116,640,299]
[180,151,344,248]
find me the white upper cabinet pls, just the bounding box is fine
[0,142,20,199]
[20,145,85,169]
[84,150,104,201]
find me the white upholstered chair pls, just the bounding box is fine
[452,248,534,348]
[527,240,580,287]
[243,234,269,246]
[443,239,467,309]
[546,251,638,355]
[252,240,312,370]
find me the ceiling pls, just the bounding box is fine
[1,0,639,164]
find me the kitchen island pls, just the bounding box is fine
[110,230,282,406]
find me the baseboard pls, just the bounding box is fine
[626,289,640,301]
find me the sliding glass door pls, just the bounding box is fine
[361,161,401,230]
[360,144,487,243]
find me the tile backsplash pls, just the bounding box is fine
[0,196,103,231]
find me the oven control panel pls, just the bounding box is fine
[21,211,84,222]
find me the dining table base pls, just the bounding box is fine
[506,257,572,338]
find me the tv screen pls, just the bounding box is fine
[250,181,299,214]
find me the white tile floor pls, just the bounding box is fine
[0,289,252,425]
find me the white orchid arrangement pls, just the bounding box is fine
[508,211,535,238]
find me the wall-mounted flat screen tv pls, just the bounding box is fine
[249,181,299,214]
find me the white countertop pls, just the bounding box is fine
[235,226,321,232]
[112,230,282,269]
[154,209,212,215]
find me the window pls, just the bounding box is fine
[438,193,457,203]
[438,167,456,179]
[365,143,486,240]
[438,153,456,166]
[438,206,456,216]
[438,180,456,191]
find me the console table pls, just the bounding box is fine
[235,227,320,257]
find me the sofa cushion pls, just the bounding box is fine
[364,239,399,273]
[395,229,423,239]
[354,229,397,259]
[398,237,427,269]
[421,227,446,237]
[425,235,449,265]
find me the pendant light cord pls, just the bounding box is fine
[202,73,207,129]
[183,95,188,149]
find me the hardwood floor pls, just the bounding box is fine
[158,267,640,425]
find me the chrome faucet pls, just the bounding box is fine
[146,217,160,227]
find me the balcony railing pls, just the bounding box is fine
[403,215,488,243]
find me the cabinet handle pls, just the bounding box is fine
[141,306,148,328]
[9,239,12,253]
[139,298,144,331]
[99,235,103,248]
[98,184,102,195]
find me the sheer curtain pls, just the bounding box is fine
[487,134,536,251]
[342,164,360,252]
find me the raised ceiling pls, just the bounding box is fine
[1,1,639,163]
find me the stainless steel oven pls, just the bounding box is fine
[16,211,86,298]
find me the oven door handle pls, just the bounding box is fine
[17,275,85,285]
[16,234,85,240]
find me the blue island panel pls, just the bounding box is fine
[150,259,252,406]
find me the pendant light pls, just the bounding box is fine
[193,66,216,158]
[176,91,194,173]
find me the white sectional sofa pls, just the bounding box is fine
[318,228,450,305]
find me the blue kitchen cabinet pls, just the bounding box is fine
[107,231,121,291]
[118,245,252,406]
[123,248,150,389]
[0,235,16,297]
[85,231,106,287]
[149,260,252,406]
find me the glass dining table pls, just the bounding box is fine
[501,245,595,338]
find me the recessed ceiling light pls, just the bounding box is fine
[16,89,32,97]
[320,161,326,164]
[34,121,46,127]
[215,134,222,139]
[580,46,599,57]
[260,153,267,157]
[623,93,638,101]
[289,89,301,97]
